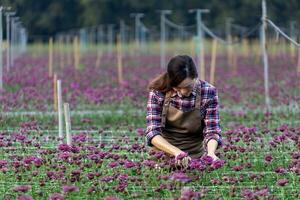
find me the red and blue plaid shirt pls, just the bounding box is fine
[145,78,222,152]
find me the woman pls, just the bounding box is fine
[145,55,222,167]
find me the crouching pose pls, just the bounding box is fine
[145,55,223,167]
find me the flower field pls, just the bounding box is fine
[0,50,299,199]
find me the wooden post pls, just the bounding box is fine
[190,37,195,59]
[290,21,296,59]
[210,39,217,85]
[77,36,81,69]
[227,35,233,67]
[57,80,63,140]
[233,52,238,75]
[254,39,261,65]
[64,103,72,145]
[297,46,300,73]
[282,39,287,58]
[67,35,72,66]
[48,37,53,77]
[242,39,249,58]
[0,7,3,91]
[95,48,102,68]
[117,34,123,84]
[275,36,279,57]
[59,36,65,69]
[199,38,205,80]
[290,41,296,59]
[232,37,238,75]
[53,74,58,111]
[73,36,80,70]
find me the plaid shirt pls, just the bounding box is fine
[145,79,222,152]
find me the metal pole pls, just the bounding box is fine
[226,17,233,66]
[97,25,104,44]
[23,28,26,53]
[120,20,126,44]
[10,18,15,67]
[11,17,19,67]
[261,0,271,111]
[0,7,3,91]
[15,23,19,58]
[20,27,25,53]
[5,13,9,71]
[91,26,97,46]
[189,9,209,79]
[179,25,184,41]
[130,13,144,49]
[159,10,171,69]
[107,24,114,56]
[289,21,296,39]
[141,25,147,52]
[79,28,86,52]
[289,21,296,58]
[5,12,15,71]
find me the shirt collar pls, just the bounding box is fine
[170,78,199,98]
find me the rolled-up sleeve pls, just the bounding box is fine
[202,88,223,152]
[145,90,164,146]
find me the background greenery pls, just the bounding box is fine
[1,0,300,41]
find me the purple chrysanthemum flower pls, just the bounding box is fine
[189,159,206,171]
[87,186,96,193]
[201,155,214,165]
[0,160,8,168]
[112,144,120,150]
[232,165,243,171]
[241,188,254,199]
[136,128,145,136]
[180,187,199,200]
[108,161,119,168]
[211,159,226,169]
[175,152,189,160]
[58,152,71,161]
[154,151,165,159]
[100,176,114,183]
[71,170,81,176]
[17,195,33,200]
[49,193,63,200]
[124,160,136,168]
[13,185,31,193]
[292,153,300,159]
[72,132,87,143]
[104,196,120,200]
[86,172,95,180]
[170,172,191,183]
[62,185,79,193]
[255,187,269,197]
[114,183,128,192]
[276,178,288,186]
[142,160,156,168]
[274,167,287,174]
[58,144,71,152]
[264,154,273,162]
[117,174,129,183]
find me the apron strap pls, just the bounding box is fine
[161,91,172,127]
[195,88,202,109]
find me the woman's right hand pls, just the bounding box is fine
[175,151,191,169]
[151,135,191,169]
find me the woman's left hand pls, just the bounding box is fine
[207,152,220,162]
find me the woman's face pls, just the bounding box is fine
[172,77,196,97]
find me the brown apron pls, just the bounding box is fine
[159,89,206,159]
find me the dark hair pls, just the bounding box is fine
[148,55,198,92]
